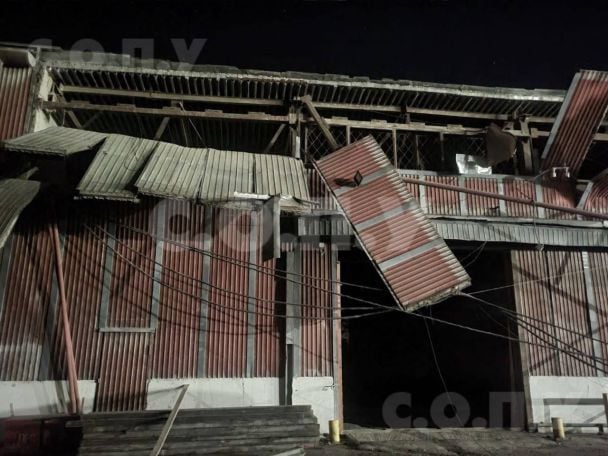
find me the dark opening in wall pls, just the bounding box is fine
[339,244,523,428]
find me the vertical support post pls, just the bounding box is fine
[391,128,398,167]
[150,201,167,329]
[98,221,117,330]
[48,209,80,414]
[330,244,343,432]
[603,393,608,428]
[197,207,213,378]
[457,175,468,216]
[518,119,534,174]
[346,125,351,145]
[439,132,445,171]
[289,105,301,159]
[414,134,421,170]
[246,211,259,378]
[285,241,302,404]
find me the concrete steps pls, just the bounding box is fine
[75,405,320,455]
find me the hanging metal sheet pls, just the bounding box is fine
[78,134,158,201]
[2,126,108,156]
[541,70,608,175]
[314,136,470,311]
[0,179,40,249]
[0,66,31,141]
[254,153,310,200]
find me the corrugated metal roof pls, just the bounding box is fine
[77,134,157,201]
[1,126,108,156]
[254,153,309,200]
[0,66,31,141]
[135,142,208,199]
[0,178,40,249]
[314,136,470,311]
[542,70,608,175]
[198,148,254,203]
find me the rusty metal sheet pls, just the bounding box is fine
[0,66,31,141]
[0,179,40,249]
[314,136,470,311]
[1,126,108,156]
[542,70,608,175]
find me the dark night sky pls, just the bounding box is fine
[2,0,608,90]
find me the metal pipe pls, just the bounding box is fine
[48,213,80,415]
[401,176,608,221]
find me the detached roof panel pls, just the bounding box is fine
[1,126,108,156]
[0,179,40,249]
[542,70,608,175]
[314,136,470,311]
[254,153,310,201]
[136,142,208,199]
[77,134,157,201]
[198,149,254,202]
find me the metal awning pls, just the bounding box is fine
[1,126,108,156]
[198,149,255,203]
[314,136,470,311]
[0,178,40,249]
[542,70,608,176]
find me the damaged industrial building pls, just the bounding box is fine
[1,43,608,454]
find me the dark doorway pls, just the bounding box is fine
[339,244,523,428]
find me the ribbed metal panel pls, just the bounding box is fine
[315,136,470,311]
[589,252,608,363]
[1,126,107,156]
[78,135,158,201]
[300,245,332,377]
[255,154,309,200]
[199,149,254,203]
[425,175,461,215]
[465,177,499,216]
[502,178,536,218]
[541,179,576,219]
[0,179,40,249]
[205,208,251,377]
[542,70,608,175]
[584,178,608,215]
[254,213,280,377]
[96,332,149,411]
[306,168,336,211]
[0,217,54,381]
[511,249,595,377]
[135,143,208,200]
[152,200,205,378]
[107,202,155,328]
[0,66,31,140]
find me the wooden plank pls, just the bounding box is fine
[264,124,286,153]
[150,384,189,456]
[301,95,339,151]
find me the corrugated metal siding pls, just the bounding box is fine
[584,178,608,215]
[502,178,536,218]
[199,149,254,203]
[542,70,608,175]
[255,154,309,200]
[315,136,470,311]
[0,66,31,141]
[0,217,54,381]
[541,179,577,219]
[108,203,155,328]
[78,135,157,201]
[0,179,40,249]
[306,168,336,211]
[589,251,608,363]
[425,175,461,216]
[205,208,250,377]
[300,245,332,377]
[511,249,595,377]
[2,126,107,156]
[152,200,205,378]
[465,177,499,216]
[135,143,208,200]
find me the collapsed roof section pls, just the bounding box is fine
[542,70,608,177]
[314,136,471,311]
[3,127,311,211]
[0,178,40,249]
[1,126,108,156]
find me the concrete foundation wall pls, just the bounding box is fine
[0,380,96,417]
[529,376,608,428]
[147,376,336,434]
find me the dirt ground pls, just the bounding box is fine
[305,428,608,455]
